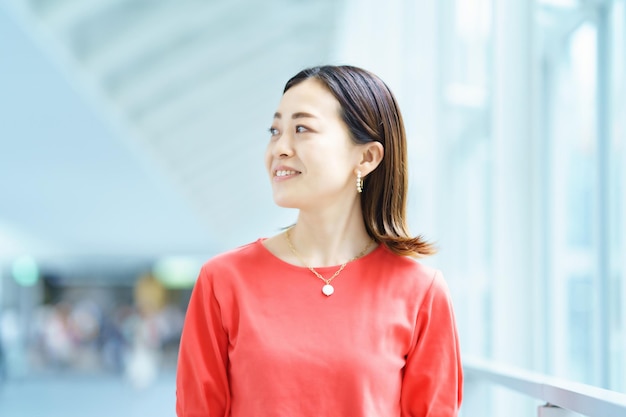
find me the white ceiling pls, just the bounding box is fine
[0,0,344,276]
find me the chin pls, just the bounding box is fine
[272,194,300,209]
[273,199,299,209]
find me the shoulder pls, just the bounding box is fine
[206,239,264,264]
[197,239,267,280]
[376,245,441,286]
[358,245,450,307]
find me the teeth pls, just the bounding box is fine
[276,170,298,177]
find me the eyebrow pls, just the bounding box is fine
[273,111,318,120]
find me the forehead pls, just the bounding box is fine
[276,78,342,118]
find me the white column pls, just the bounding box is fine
[491,0,533,366]
[491,0,535,415]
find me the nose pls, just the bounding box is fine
[271,131,294,158]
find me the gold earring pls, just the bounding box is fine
[356,171,363,193]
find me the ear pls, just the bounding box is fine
[356,141,384,177]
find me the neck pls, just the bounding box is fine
[288,201,373,267]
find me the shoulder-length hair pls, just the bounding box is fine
[283,65,436,257]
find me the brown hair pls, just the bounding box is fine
[284,65,436,257]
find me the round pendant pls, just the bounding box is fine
[322,284,334,296]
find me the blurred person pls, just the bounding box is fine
[0,309,15,380]
[125,273,166,389]
[40,302,76,369]
[152,303,185,367]
[0,308,27,377]
[99,304,131,374]
[176,65,463,416]
[69,299,102,370]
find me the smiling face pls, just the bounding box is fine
[265,78,363,209]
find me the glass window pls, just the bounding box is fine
[444,1,626,415]
[608,0,626,392]
[545,20,599,385]
[438,0,493,359]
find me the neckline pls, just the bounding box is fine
[255,237,384,273]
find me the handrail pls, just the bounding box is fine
[463,356,626,417]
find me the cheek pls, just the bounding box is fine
[264,145,272,174]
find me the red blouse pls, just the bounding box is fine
[176,239,462,416]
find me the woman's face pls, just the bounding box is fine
[265,78,362,209]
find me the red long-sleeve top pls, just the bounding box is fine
[176,239,462,417]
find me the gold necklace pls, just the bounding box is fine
[285,228,374,296]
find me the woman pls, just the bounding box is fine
[176,65,462,416]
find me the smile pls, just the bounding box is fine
[275,170,299,177]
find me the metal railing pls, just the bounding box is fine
[463,356,626,416]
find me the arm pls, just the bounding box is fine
[176,266,230,417]
[401,271,463,417]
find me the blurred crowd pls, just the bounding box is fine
[0,274,185,389]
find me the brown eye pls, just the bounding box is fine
[295,125,308,133]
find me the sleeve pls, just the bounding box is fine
[401,270,463,417]
[176,266,230,417]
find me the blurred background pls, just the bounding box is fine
[0,0,624,416]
